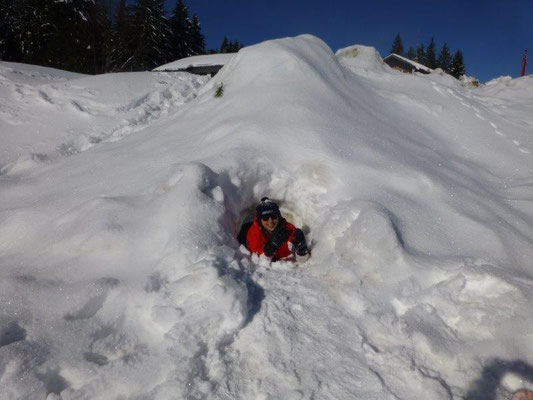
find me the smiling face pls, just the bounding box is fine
[261,215,279,232]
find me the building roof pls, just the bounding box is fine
[383,53,432,73]
[153,54,236,72]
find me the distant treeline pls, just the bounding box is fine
[390,33,466,78]
[0,0,244,74]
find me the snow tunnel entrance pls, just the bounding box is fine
[235,200,307,248]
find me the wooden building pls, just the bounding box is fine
[383,53,432,74]
[153,54,236,77]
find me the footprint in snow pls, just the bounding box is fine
[488,121,530,153]
[0,321,27,347]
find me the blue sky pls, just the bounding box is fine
[165,0,531,83]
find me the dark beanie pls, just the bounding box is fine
[256,197,280,219]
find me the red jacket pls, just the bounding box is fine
[246,217,297,260]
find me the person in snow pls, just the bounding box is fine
[246,197,310,262]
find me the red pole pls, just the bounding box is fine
[521,49,528,76]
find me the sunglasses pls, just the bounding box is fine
[261,215,279,222]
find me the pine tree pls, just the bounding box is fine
[0,0,112,73]
[9,0,54,66]
[189,14,205,56]
[131,0,171,70]
[232,40,244,52]
[219,37,242,53]
[168,0,192,60]
[450,50,466,78]
[220,36,229,53]
[437,43,452,73]
[390,33,404,56]
[425,37,437,69]
[110,0,135,71]
[85,0,113,74]
[406,47,416,60]
[0,0,22,61]
[43,0,105,73]
[416,44,426,64]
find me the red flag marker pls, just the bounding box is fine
[521,49,528,77]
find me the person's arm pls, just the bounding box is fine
[247,225,266,255]
[291,229,310,256]
[264,224,291,257]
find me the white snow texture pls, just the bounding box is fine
[1,35,533,400]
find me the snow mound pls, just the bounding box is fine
[485,75,514,86]
[212,34,347,97]
[335,44,389,74]
[481,74,533,96]
[459,74,481,88]
[0,61,85,85]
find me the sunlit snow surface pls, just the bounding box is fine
[1,35,533,399]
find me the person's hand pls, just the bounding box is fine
[264,224,290,257]
[293,229,309,256]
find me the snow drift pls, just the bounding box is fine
[1,34,533,399]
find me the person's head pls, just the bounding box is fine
[256,197,281,232]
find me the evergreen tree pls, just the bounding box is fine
[0,0,112,73]
[5,0,54,65]
[131,0,170,70]
[110,0,135,71]
[43,0,106,73]
[0,0,22,61]
[437,43,452,73]
[85,0,113,74]
[231,40,244,52]
[0,0,215,73]
[415,44,426,64]
[390,33,404,56]
[220,36,229,53]
[406,47,416,61]
[219,37,242,53]
[450,50,466,78]
[425,37,437,69]
[189,14,205,55]
[168,0,192,60]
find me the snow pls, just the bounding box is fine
[1,34,533,399]
[0,61,208,168]
[336,44,391,75]
[153,53,236,72]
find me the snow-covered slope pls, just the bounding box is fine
[0,62,208,169]
[1,35,533,399]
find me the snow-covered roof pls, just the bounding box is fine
[383,53,432,73]
[153,53,236,72]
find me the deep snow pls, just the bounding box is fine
[1,35,533,399]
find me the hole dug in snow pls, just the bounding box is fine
[0,321,27,348]
[35,368,69,396]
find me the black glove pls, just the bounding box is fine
[292,229,309,256]
[264,223,290,257]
